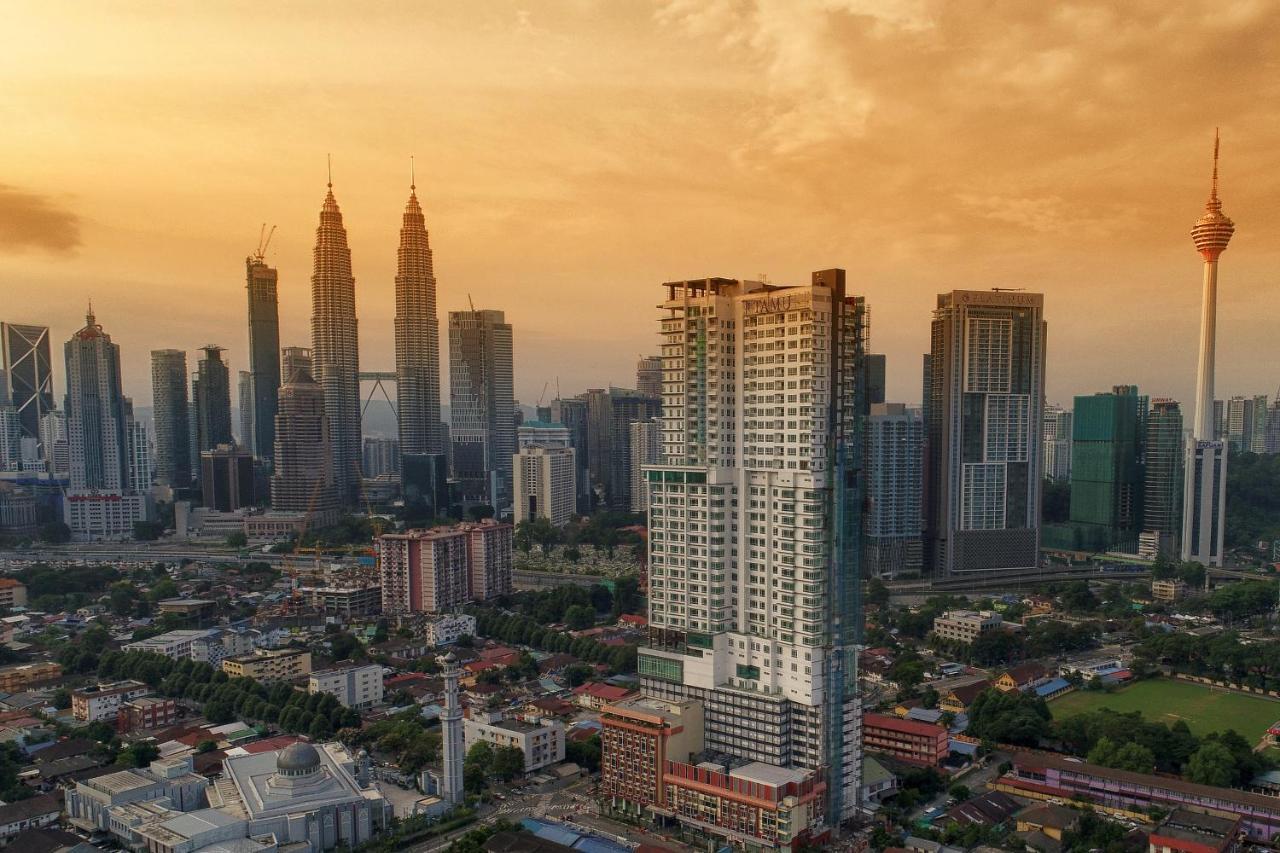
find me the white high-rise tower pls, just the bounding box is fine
[1181,132,1234,567]
[437,652,464,806]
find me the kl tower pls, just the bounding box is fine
[1181,131,1234,567]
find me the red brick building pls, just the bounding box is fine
[116,697,179,732]
[600,696,703,813]
[863,713,950,767]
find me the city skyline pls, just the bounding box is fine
[4,4,1279,411]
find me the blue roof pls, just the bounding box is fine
[906,708,944,724]
[949,739,979,756]
[519,818,629,853]
[1035,677,1071,697]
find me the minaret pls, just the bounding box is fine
[1182,132,1234,566]
[394,160,445,471]
[310,161,362,507]
[437,652,464,806]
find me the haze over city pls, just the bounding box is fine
[4,1,1279,407]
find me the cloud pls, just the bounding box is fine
[0,185,81,254]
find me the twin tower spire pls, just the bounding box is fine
[309,158,444,508]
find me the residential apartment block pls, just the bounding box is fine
[379,520,512,615]
[462,711,565,773]
[932,610,1002,644]
[221,648,312,683]
[309,663,384,710]
[72,680,151,722]
[861,713,949,767]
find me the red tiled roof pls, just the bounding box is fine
[573,683,635,702]
[619,614,647,625]
[864,712,946,738]
[240,735,306,754]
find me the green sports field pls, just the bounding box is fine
[1050,679,1280,741]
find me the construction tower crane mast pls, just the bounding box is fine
[253,224,277,262]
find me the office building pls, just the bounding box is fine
[0,322,53,455]
[1042,404,1073,481]
[222,648,312,682]
[549,395,591,512]
[362,437,400,479]
[448,308,514,508]
[63,308,151,539]
[638,271,866,824]
[1143,399,1184,557]
[39,409,68,477]
[281,346,312,383]
[192,345,233,454]
[71,680,150,722]
[635,355,662,397]
[924,290,1046,575]
[864,353,886,407]
[1065,386,1144,552]
[864,403,923,576]
[513,445,576,527]
[1183,135,1232,567]
[124,401,152,494]
[0,483,38,536]
[517,420,571,449]
[587,387,660,510]
[150,349,191,490]
[66,755,209,833]
[628,420,659,514]
[401,451,449,519]
[238,370,253,449]
[1266,395,1280,454]
[271,364,339,528]
[932,609,1002,644]
[201,443,255,512]
[395,180,446,472]
[309,662,384,709]
[379,519,512,614]
[311,178,362,508]
[0,405,22,470]
[463,711,565,773]
[246,254,281,460]
[1223,395,1268,454]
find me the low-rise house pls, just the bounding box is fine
[863,713,949,767]
[1149,808,1243,853]
[939,680,991,715]
[0,795,61,841]
[995,663,1050,693]
[572,682,635,711]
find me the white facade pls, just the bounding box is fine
[309,663,384,709]
[422,613,477,647]
[463,712,565,773]
[72,680,151,722]
[628,420,659,514]
[124,628,257,664]
[639,273,864,823]
[513,445,576,527]
[1042,404,1073,481]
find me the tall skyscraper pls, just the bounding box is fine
[1066,386,1144,552]
[864,403,924,576]
[586,387,660,510]
[271,363,339,528]
[549,395,591,512]
[238,370,253,449]
[1250,395,1269,453]
[513,445,577,527]
[1042,404,1074,481]
[40,410,69,478]
[636,271,865,824]
[448,308,514,508]
[63,308,151,538]
[151,349,191,490]
[1182,135,1233,567]
[245,255,281,460]
[1266,394,1280,454]
[193,345,233,454]
[628,420,659,514]
[395,179,445,468]
[281,346,313,384]
[1143,399,1184,557]
[311,176,362,507]
[635,355,662,397]
[1225,395,1258,454]
[0,322,54,454]
[123,399,152,494]
[863,353,887,407]
[924,290,1046,575]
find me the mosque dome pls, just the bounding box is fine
[277,742,322,775]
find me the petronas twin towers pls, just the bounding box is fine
[309,171,443,508]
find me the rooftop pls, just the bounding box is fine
[730,761,810,787]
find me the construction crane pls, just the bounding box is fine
[253,224,277,262]
[536,381,550,409]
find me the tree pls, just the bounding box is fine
[109,582,139,617]
[1087,736,1155,772]
[464,741,493,793]
[564,604,595,630]
[866,578,891,609]
[117,742,160,768]
[948,783,970,802]
[468,505,496,522]
[490,745,525,781]
[37,522,71,544]
[226,531,248,548]
[147,577,179,602]
[563,663,594,688]
[565,733,601,772]
[966,688,1051,746]
[1185,741,1235,787]
[51,689,71,710]
[196,739,218,754]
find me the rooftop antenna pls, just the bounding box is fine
[410,155,416,192]
[327,153,333,189]
[992,287,1026,292]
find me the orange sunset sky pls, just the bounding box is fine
[3,1,1278,411]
